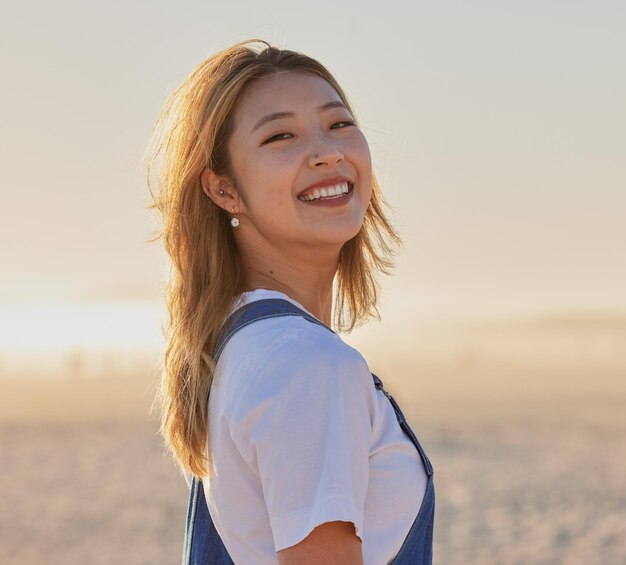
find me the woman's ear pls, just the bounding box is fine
[200,168,239,213]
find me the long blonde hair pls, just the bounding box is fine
[143,39,402,478]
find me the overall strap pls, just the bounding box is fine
[213,298,335,363]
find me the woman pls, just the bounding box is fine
[145,39,435,564]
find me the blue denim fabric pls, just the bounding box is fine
[181,298,435,564]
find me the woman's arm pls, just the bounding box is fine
[277,520,363,565]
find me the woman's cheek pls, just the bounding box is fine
[357,136,372,166]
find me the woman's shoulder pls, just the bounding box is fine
[224,316,378,452]
[222,289,364,364]
[216,291,374,415]
[222,313,374,412]
[224,311,364,369]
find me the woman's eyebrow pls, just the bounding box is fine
[250,100,347,133]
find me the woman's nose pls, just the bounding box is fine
[308,141,344,168]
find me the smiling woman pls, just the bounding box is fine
[201,70,373,284]
[143,39,435,564]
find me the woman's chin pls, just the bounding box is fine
[306,225,363,248]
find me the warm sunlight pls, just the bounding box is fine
[0,302,165,351]
[1,3,624,563]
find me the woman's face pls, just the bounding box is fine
[226,71,372,253]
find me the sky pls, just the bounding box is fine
[0,1,625,355]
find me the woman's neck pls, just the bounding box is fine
[238,253,338,327]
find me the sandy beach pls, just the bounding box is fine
[1,320,625,564]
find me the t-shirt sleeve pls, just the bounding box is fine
[227,328,376,552]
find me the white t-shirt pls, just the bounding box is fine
[200,289,427,564]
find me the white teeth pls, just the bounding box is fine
[299,181,350,201]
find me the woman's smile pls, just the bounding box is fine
[297,181,355,207]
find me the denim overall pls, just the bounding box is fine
[181,298,435,564]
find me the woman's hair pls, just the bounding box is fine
[143,38,403,478]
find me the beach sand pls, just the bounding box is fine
[1,325,625,564]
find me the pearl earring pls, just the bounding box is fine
[230,208,239,228]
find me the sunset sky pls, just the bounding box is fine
[1,1,624,356]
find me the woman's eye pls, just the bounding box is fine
[262,119,357,144]
[331,119,357,129]
[264,132,292,143]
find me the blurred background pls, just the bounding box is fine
[1,1,624,563]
